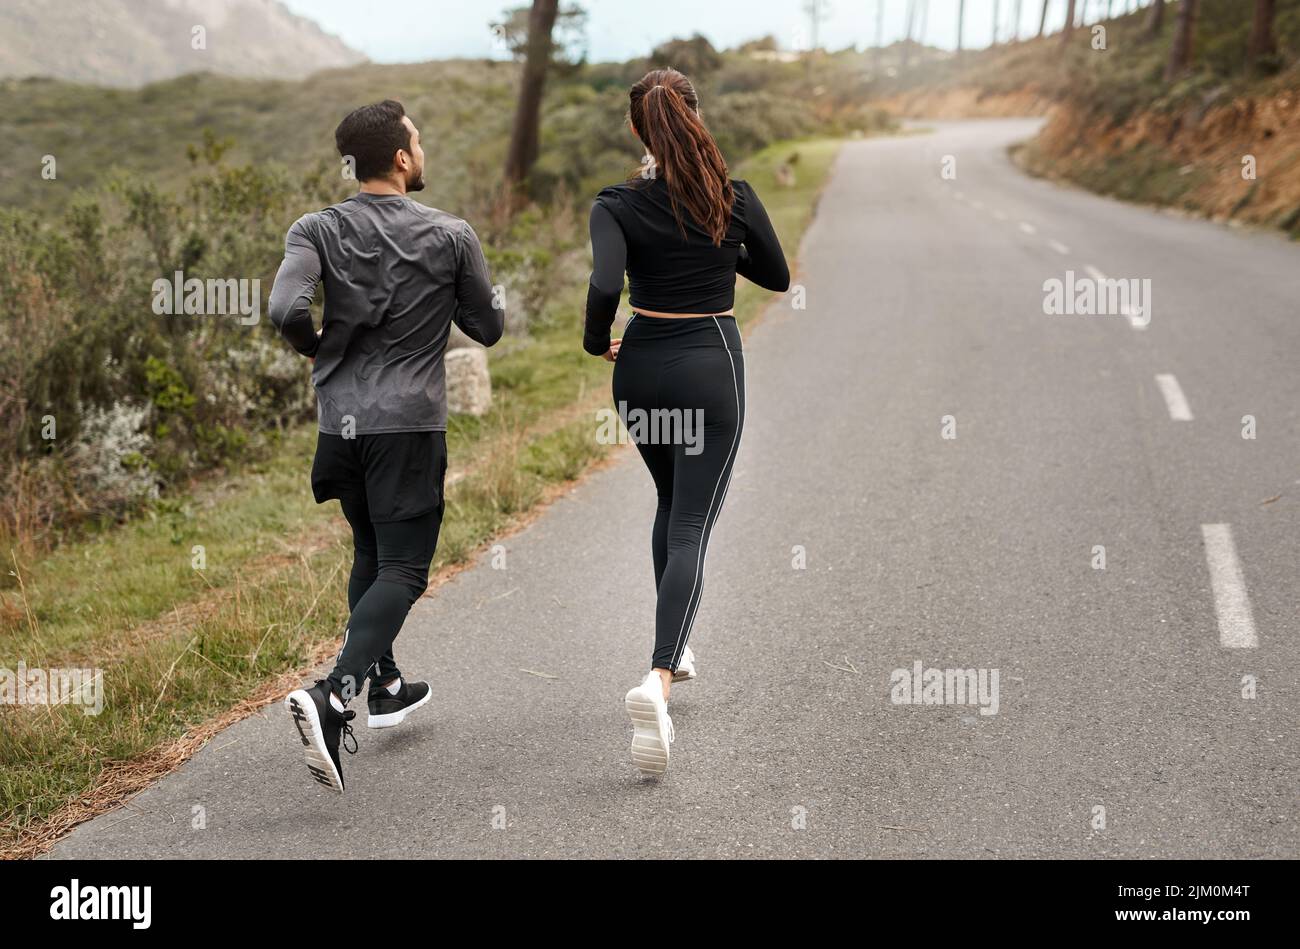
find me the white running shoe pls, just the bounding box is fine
[624,672,674,776]
[672,645,697,683]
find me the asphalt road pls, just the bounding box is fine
[50,118,1299,859]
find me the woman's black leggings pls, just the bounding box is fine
[612,314,745,672]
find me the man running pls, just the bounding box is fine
[268,99,503,792]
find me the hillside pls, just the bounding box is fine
[0,0,365,87]
[871,0,1300,237]
[0,60,518,217]
[0,51,885,217]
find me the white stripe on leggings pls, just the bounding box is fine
[668,317,743,670]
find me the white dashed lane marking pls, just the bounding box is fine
[1154,373,1193,421]
[1201,524,1260,648]
[1048,239,1070,255]
[1019,222,1037,235]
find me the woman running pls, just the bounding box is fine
[584,68,790,776]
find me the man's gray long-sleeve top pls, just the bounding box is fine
[268,191,503,434]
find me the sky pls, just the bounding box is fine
[280,0,1144,64]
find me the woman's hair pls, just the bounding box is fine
[627,68,734,246]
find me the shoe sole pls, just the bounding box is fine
[625,685,670,775]
[367,687,432,729]
[672,650,697,684]
[285,690,344,792]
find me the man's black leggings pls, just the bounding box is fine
[326,497,443,702]
[611,314,745,672]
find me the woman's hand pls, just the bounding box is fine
[601,338,622,362]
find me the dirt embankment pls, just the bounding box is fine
[877,84,1300,236]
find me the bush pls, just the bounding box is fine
[0,145,343,546]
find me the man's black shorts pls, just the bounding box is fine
[311,430,448,523]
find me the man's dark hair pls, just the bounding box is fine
[335,99,411,181]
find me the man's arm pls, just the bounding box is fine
[452,222,504,347]
[268,217,322,358]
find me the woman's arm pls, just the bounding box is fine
[735,181,790,293]
[583,200,627,357]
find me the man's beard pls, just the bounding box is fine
[407,167,426,192]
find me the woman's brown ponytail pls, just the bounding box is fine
[628,68,733,246]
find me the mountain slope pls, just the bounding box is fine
[0,0,365,87]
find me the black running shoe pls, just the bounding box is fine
[366,679,432,729]
[285,679,357,792]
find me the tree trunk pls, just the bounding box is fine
[993,0,1001,45]
[807,0,824,53]
[957,0,966,55]
[502,0,559,198]
[1038,0,1050,38]
[1246,0,1277,69]
[1164,0,1199,81]
[1013,0,1023,40]
[1061,0,1077,43]
[1143,0,1166,41]
[874,0,885,70]
[902,0,916,68]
